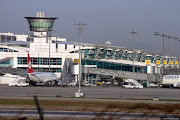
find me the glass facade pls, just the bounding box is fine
[0,35,17,43]
[74,48,177,65]
[82,59,146,73]
[18,67,61,73]
[0,60,10,65]
[86,74,97,85]
[0,48,18,52]
[30,22,53,29]
[25,17,57,32]
[0,59,13,67]
[18,57,62,65]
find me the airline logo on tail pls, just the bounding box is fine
[28,53,34,73]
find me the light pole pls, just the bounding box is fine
[47,31,50,71]
[74,22,87,95]
[178,38,180,66]
[154,32,160,55]
[160,33,167,56]
[173,36,178,68]
[173,36,178,57]
[160,33,167,73]
[130,30,137,73]
[166,35,172,56]
[154,32,160,37]
[154,32,166,74]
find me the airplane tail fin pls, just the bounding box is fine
[28,53,34,73]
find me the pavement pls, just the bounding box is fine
[0,84,180,119]
[0,84,180,102]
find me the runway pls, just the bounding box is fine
[0,85,180,101]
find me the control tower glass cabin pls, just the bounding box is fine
[24,13,57,32]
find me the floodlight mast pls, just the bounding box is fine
[160,33,167,56]
[166,35,172,56]
[173,36,178,57]
[74,22,87,94]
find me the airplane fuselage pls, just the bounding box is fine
[28,72,58,83]
[162,75,180,87]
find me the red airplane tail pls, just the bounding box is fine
[28,53,34,73]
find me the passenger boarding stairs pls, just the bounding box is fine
[9,77,21,86]
[8,77,28,87]
[125,79,143,88]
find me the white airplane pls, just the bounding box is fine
[27,53,59,86]
[161,75,180,88]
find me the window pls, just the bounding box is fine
[18,57,27,64]
[110,63,116,70]
[18,57,22,64]
[39,23,43,28]
[0,60,10,65]
[0,48,3,52]
[32,58,38,65]
[7,36,11,42]
[17,57,62,65]
[17,67,62,73]
[4,48,8,52]
[93,80,96,84]
[1,35,5,43]
[57,58,61,65]
[92,61,97,65]
[97,62,103,68]
[12,36,16,41]
[104,63,109,69]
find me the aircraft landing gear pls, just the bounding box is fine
[46,81,56,86]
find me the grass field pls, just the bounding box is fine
[0,98,180,114]
[0,97,180,120]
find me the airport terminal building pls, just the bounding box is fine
[0,13,179,86]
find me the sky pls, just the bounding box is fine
[1,0,180,56]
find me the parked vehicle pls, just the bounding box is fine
[123,79,143,89]
[85,83,90,87]
[69,82,76,86]
[149,83,159,88]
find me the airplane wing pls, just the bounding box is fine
[0,67,27,77]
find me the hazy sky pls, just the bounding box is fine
[1,0,180,56]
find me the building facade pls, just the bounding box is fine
[0,13,179,85]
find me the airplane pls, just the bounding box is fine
[161,75,180,88]
[27,53,59,86]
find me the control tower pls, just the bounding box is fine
[25,12,57,37]
[25,12,57,71]
[25,12,57,32]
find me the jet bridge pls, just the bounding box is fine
[87,67,161,82]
